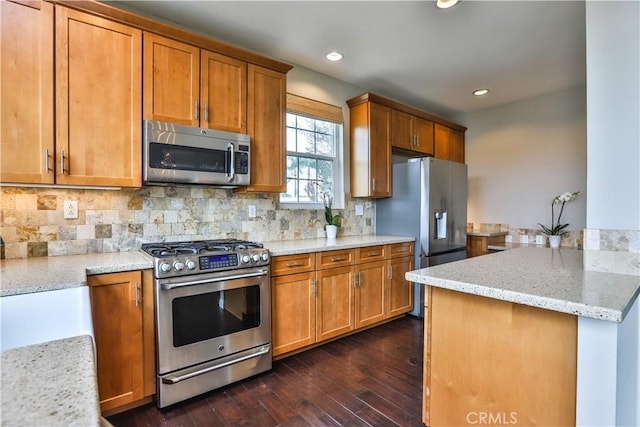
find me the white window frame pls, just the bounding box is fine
[279,95,345,210]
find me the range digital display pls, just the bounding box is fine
[199,253,238,270]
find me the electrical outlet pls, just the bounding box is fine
[63,200,78,219]
[355,204,364,216]
[520,234,529,244]
[248,205,256,218]
[535,235,544,245]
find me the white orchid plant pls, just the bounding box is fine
[317,181,341,227]
[538,191,580,236]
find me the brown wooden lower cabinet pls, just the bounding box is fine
[88,269,155,415]
[271,242,415,358]
[423,286,577,426]
[467,234,506,257]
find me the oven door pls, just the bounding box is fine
[155,266,271,375]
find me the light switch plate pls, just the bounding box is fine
[535,235,544,245]
[248,205,257,218]
[63,200,78,219]
[355,204,364,216]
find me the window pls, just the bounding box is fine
[280,94,344,208]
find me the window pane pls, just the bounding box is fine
[298,157,317,180]
[286,113,296,128]
[286,127,297,151]
[297,116,314,131]
[317,160,333,184]
[316,132,334,156]
[315,120,334,136]
[286,156,298,178]
[299,180,317,202]
[281,178,298,202]
[297,130,315,154]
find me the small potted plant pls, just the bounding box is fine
[324,193,341,239]
[538,191,580,248]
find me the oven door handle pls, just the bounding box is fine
[160,270,268,290]
[161,345,271,384]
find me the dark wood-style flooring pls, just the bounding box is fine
[108,316,424,427]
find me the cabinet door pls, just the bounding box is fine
[387,256,414,317]
[56,7,142,187]
[143,33,199,127]
[244,64,286,192]
[449,128,465,163]
[316,266,355,342]
[414,117,434,156]
[201,51,247,133]
[355,260,386,328]
[369,102,392,197]
[272,272,316,356]
[391,109,413,150]
[88,271,144,412]
[1,0,54,184]
[434,123,450,161]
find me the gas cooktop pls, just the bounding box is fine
[141,239,269,278]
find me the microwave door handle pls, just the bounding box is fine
[226,142,235,183]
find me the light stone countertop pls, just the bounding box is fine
[263,235,415,256]
[406,246,640,323]
[0,251,153,297]
[467,230,509,237]
[1,335,101,427]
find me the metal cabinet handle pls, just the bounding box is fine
[134,282,140,307]
[286,262,303,267]
[372,178,376,191]
[330,257,346,262]
[366,252,380,257]
[389,266,394,280]
[312,279,317,296]
[358,272,362,288]
[204,101,209,122]
[44,149,50,173]
[353,272,358,288]
[195,101,199,120]
[416,134,419,147]
[396,248,409,253]
[60,150,65,175]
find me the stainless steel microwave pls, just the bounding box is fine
[143,120,250,187]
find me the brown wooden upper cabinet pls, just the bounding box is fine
[435,123,465,163]
[143,33,247,134]
[392,110,434,156]
[1,1,142,187]
[348,101,392,198]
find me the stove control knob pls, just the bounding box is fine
[160,262,171,273]
[261,253,269,262]
[241,255,251,264]
[173,261,185,271]
[185,260,196,270]
[251,253,260,262]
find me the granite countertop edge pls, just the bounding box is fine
[406,247,640,323]
[1,334,101,427]
[1,235,415,296]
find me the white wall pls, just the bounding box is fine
[586,1,640,231]
[456,86,587,230]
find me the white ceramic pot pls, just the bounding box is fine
[549,235,561,248]
[326,225,338,239]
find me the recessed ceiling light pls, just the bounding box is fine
[436,0,460,9]
[326,51,343,62]
[473,88,489,96]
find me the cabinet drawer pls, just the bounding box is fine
[271,253,315,276]
[315,249,354,270]
[355,245,386,263]
[389,242,414,258]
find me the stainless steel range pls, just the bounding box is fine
[142,239,271,408]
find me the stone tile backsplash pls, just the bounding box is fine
[583,229,640,276]
[0,186,374,259]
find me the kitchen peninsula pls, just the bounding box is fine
[407,246,640,426]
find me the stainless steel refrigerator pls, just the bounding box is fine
[376,157,468,317]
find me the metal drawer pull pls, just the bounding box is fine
[330,257,346,262]
[60,150,65,174]
[194,101,199,120]
[204,101,209,122]
[396,248,409,252]
[44,149,50,173]
[161,270,267,290]
[286,262,303,267]
[366,252,380,257]
[312,279,317,296]
[134,282,140,307]
[162,345,270,384]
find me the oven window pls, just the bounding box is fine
[149,143,228,173]
[171,285,261,347]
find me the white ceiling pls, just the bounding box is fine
[108,0,586,117]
